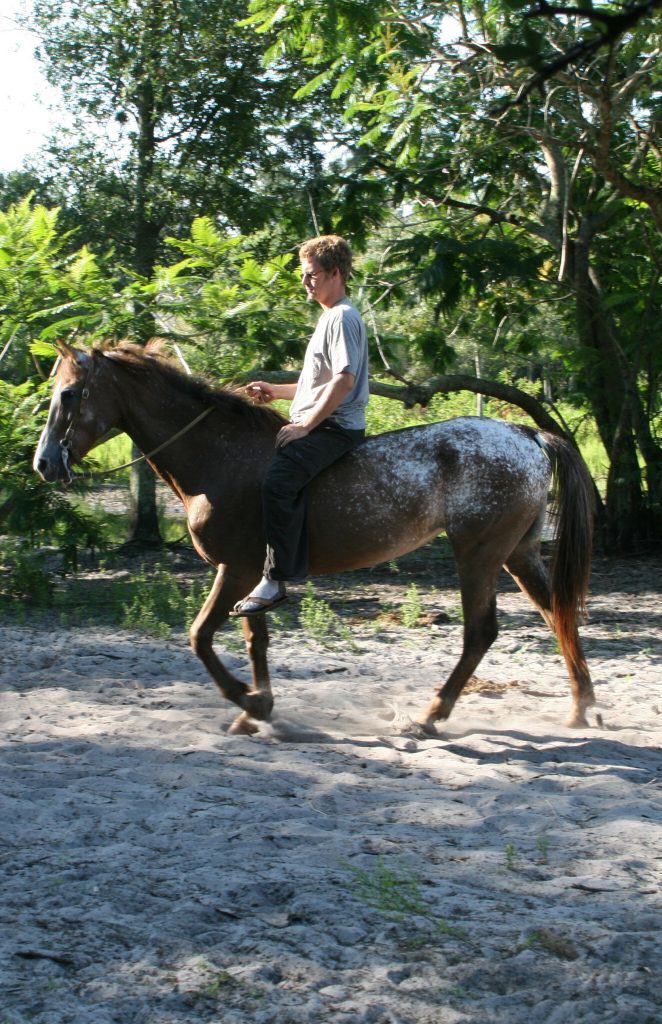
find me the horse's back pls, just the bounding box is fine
[307,417,551,571]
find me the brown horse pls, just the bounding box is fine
[34,342,596,736]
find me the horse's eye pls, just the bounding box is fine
[60,388,76,406]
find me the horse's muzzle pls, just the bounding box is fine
[33,442,71,483]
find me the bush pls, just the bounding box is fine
[298,582,356,649]
[400,583,423,627]
[0,542,54,606]
[0,379,104,573]
[120,564,209,637]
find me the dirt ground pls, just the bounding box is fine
[1,516,660,1024]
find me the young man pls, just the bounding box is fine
[232,234,369,616]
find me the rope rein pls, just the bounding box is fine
[68,406,214,481]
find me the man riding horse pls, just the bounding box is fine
[232,235,369,617]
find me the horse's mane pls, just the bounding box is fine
[96,341,288,430]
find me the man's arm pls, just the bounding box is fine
[276,372,355,447]
[245,380,298,403]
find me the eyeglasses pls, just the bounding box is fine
[301,270,326,283]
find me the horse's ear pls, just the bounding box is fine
[54,339,75,359]
[54,339,91,367]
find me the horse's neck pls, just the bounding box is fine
[114,368,268,501]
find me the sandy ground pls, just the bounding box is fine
[1,545,661,1024]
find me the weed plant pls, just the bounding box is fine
[536,835,550,864]
[0,542,54,605]
[349,857,467,943]
[400,583,423,627]
[299,583,356,649]
[351,857,426,918]
[120,564,210,637]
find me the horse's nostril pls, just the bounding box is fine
[36,457,57,480]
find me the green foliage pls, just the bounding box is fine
[119,564,209,637]
[202,971,238,997]
[504,843,518,871]
[27,0,327,265]
[0,542,54,606]
[0,196,156,373]
[349,856,467,941]
[536,835,550,865]
[400,583,423,628]
[161,220,313,374]
[298,582,355,649]
[0,377,104,565]
[350,856,426,918]
[0,197,68,381]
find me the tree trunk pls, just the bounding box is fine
[571,231,647,549]
[128,455,161,548]
[127,40,162,548]
[605,397,647,549]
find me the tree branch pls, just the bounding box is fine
[495,0,662,110]
[233,369,567,435]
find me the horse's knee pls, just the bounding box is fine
[189,623,211,658]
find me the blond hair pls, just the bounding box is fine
[299,235,352,283]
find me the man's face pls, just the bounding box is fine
[301,255,339,306]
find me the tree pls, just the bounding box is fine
[245,0,662,548]
[26,0,326,543]
[0,199,109,576]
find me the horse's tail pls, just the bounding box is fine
[536,431,594,653]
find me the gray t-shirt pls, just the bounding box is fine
[289,298,369,430]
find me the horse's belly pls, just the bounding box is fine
[307,461,445,573]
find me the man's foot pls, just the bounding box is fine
[230,578,288,617]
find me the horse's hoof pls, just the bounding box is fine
[565,711,590,728]
[228,712,260,736]
[415,718,439,737]
[242,691,274,721]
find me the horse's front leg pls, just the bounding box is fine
[189,565,273,733]
[226,615,272,736]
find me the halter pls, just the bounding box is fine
[57,354,214,482]
[58,356,96,482]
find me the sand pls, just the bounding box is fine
[1,548,660,1024]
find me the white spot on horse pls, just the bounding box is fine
[440,418,550,527]
[354,417,550,533]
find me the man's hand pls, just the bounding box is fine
[245,380,276,404]
[276,422,310,448]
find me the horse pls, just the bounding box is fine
[34,341,596,737]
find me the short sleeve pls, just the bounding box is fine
[327,309,362,377]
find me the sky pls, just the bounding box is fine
[0,0,64,173]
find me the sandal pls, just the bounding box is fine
[229,585,288,618]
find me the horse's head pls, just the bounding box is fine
[33,342,118,483]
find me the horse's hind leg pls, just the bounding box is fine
[189,565,273,733]
[418,547,500,733]
[505,546,595,727]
